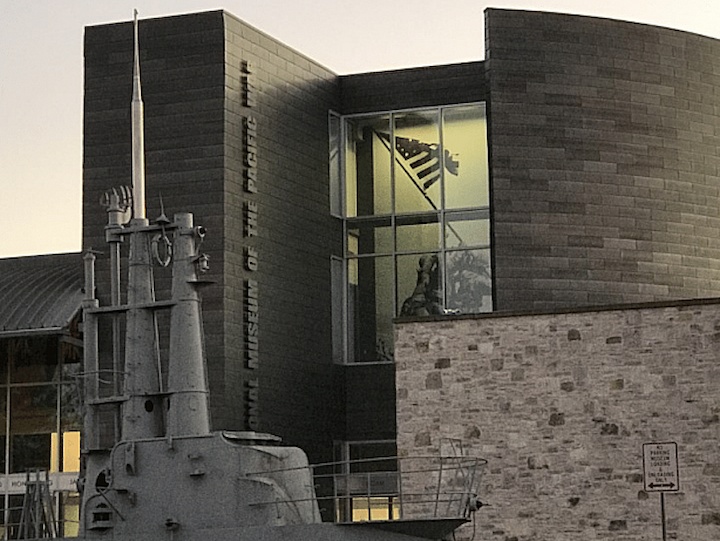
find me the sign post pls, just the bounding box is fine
[642,442,680,541]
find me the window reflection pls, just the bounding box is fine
[348,256,394,363]
[444,209,491,249]
[61,492,80,537]
[7,337,58,384]
[392,110,441,214]
[445,249,493,313]
[397,254,442,317]
[11,433,52,473]
[51,431,81,473]
[329,112,342,216]
[334,440,399,523]
[10,385,57,432]
[345,115,391,217]
[0,335,82,536]
[10,385,57,473]
[395,215,439,254]
[442,104,490,209]
[347,218,392,256]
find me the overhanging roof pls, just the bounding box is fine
[0,252,83,338]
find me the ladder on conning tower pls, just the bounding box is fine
[14,470,58,539]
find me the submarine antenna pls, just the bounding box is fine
[131,8,146,219]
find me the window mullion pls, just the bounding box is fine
[438,107,447,311]
[390,113,398,320]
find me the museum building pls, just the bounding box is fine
[1,7,720,536]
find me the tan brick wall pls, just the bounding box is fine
[396,300,720,540]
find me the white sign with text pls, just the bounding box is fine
[642,442,679,492]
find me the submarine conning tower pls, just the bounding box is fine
[83,209,213,443]
[77,12,325,538]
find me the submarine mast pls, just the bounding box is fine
[121,9,163,440]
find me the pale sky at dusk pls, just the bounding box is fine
[2,0,720,258]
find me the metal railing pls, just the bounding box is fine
[247,452,487,524]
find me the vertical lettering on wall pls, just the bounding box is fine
[242,59,260,431]
[244,116,258,183]
[242,61,256,107]
[244,201,258,237]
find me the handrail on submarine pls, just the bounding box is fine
[244,453,488,522]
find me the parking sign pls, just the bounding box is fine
[642,442,679,492]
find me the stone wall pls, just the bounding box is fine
[396,299,720,540]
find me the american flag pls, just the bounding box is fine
[377,132,459,191]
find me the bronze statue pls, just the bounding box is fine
[400,254,443,316]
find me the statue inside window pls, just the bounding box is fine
[400,255,442,317]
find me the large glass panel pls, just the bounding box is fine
[0,388,6,472]
[397,254,442,317]
[60,491,80,537]
[9,385,57,473]
[338,103,493,363]
[393,110,442,214]
[444,209,491,249]
[59,379,82,473]
[347,441,397,472]
[3,495,24,540]
[11,434,52,473]
[445,249,493,314]
[335,441,399,523]
[442,104,490,209]
[395,214,439,254]
[347,218,392,256]
[351,497,400,521]
[61,361,82,424]
[60,381,82,433]
[331,257,344,363]
[7,337,58,384]
[59,333,83,376]
[0,340,8,384]
[329,112,342,216]
[345,115,391,217]
[51,431,80,473]
[348,256,393,362]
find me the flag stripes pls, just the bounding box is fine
[376,132,458,191]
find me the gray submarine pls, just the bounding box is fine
[63,11,486,541]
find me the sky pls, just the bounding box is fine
[2,0,720,258]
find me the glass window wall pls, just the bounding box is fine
[332,103,492,363]
[392,110,441,214]
[0,335,82,538]
[333,440,399,523]
[442,104,490,209]
[344,115,392,218]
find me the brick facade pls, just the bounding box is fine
[396,300,720,540]
[340,61,487,114]
[487,9,720,311]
